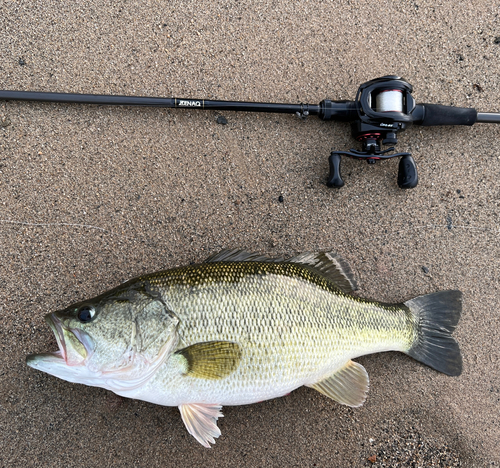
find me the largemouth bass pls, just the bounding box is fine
[27,250,462,447]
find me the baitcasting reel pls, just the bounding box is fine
[327,76,419,188]
[1,75,498,188]
[322,76,482,188]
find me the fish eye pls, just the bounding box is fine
[77,306,95,323]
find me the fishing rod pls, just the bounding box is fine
[1,75,499,189]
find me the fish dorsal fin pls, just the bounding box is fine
[307,360,369,407]
[174,341,242,380]
[288,251,358,293]
[204,249,284,263]
[179,403,223,447]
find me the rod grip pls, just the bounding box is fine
[417,104,477,126]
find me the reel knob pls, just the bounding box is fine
[327,152,344,187]
[397,154,418,189]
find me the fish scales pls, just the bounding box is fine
[26,250,462,447]
[133,261,417,406]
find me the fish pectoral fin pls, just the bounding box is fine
[179,403,223,448]
[307,360,369,407]
[174,341,242,380]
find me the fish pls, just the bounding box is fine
[26,249,462,447]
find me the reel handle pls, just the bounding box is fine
[328,151,418,189]
[397,154,418,189]
[326,152,344,188]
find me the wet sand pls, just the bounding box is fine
[1,1,499,466]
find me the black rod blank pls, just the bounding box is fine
[0,90,320,115]
[0,90,176,107]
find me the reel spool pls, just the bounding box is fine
[375,89,404,112]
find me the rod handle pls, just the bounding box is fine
[415,104,477,126]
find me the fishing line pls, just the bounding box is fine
[1,218,498,243]
[376,90,403,113]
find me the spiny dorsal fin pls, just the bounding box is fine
[203,249,285,264]
[307,360,369,407]
[288,251,358,293]
[174,341,241,380]
[179,403,223,448]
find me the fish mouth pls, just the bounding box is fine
[27,314,94,368]
[45,313,67,361]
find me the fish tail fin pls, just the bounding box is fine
[405,290,462,376]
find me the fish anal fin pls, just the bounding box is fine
[174,341,241,380]
[308,360,369,407]
[179,403,223,448]
[288,252,358,293]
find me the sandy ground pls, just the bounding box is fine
[1,1,499,466]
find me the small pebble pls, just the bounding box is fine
[0,117,11,128]
[216,116,228,125]
[278,195,284,203]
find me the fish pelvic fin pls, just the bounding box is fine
[405,290,462,376]
[179,403,223,448]
[307,360,369,408]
